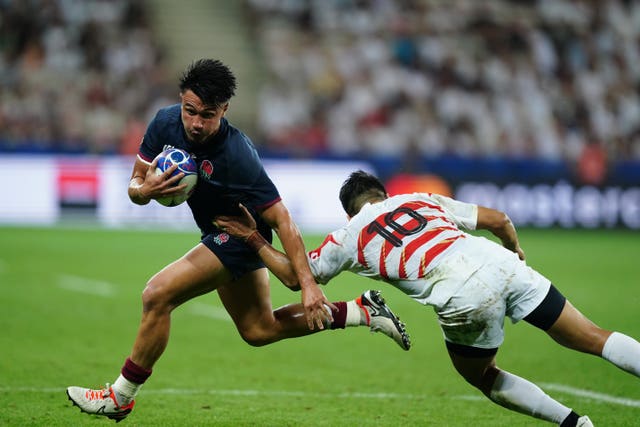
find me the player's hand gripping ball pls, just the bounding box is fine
[154,148,198,207]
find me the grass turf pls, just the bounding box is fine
[0,226,638,426]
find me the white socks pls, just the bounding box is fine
[602,332,640,377]
[113,374,142,405]
[489,369,572,424]
[345,300,366,326]
[484,332,640,424]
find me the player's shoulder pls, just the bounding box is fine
[394,192,435,202]
[226,122,257,152]
[390,192,457,207]
[376,193,434,210]
[147,104,181,136]
[152,104,181,123]
[224,121,262,165]
[309,228,353,262]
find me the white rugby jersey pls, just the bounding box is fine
[307,193,480,303]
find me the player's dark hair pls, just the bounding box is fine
[179,58,237,107]
[339,170,388,217]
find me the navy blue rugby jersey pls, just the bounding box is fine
[138,104,281,238]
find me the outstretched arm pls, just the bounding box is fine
[476,206,525,260]
[215,204,300,290]
[215,203,337,330]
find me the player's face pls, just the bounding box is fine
[180,89,228,144]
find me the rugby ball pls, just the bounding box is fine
[154,148,198,207]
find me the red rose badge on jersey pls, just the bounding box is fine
[200,160,214,180]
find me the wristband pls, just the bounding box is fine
[245,231,268,252]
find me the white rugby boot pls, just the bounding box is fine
[67,383,135,422]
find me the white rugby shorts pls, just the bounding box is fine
[430,236,551,349]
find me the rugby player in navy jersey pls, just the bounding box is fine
[215,170,640,427]
[66,59,410,422]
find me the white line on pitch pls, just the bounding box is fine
[57,274,116,297]
[0,386,456,400]
[541,383,640,407]
[3,386,640,407]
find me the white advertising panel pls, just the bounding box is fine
[0,155,637,231]
[263,159,374,233]
[0,156,58,224]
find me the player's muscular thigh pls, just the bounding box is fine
[217,269,276,334]
[143,243,231,310]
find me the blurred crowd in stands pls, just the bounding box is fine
[2,0,639,185]
[0,0,172,154]
[247,0,640,180]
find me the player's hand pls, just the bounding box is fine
[301,282,337,331]
[141,159,187,199]
[503,243,525,261]
[214,203,256,239]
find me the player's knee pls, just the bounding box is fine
[479,366,501,395]
[457,369,483,390]
[235,320,279,347]
[141,278,172,313]
[454,364,499,395]
[238,327,273,347]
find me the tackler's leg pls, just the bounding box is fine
[447,343,588,426]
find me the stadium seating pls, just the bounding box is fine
[2,0,639,185]
[0,0,168,154]
[246,0,640,184]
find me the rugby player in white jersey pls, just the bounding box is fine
[215,170,640,427]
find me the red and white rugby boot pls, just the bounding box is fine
[357,290,411,351]
[67,384,135,422]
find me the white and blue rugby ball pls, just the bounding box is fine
[154,148,198,207]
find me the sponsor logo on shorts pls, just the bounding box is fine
[214,233,230,245]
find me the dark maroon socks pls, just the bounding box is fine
[329,301,347,329]
[121,357,152,385]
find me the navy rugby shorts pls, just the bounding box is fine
[202,231,267,280]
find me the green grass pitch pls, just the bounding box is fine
[0,226,638,426]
